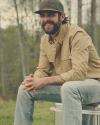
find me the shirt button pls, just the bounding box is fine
[57,70,59,72]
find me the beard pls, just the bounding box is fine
[42,19,61,35]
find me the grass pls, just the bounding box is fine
[0,100,55,125]
[33,101,55,125]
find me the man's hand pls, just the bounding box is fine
[22,74,47,92]
[22,74,65,92]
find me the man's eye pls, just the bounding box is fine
[49,14,54,16]
[40,15,44,17]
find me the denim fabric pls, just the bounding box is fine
[61,79,100,125]
[14,79,100,125]
[14,85,61,125]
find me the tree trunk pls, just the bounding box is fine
[78,0,82,27]
[67,0,71,23]
[91,0,98,51]
[0,12,5,96]
[13,0,26,77]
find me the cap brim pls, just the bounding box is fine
[35,9,61,14]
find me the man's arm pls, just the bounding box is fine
[22,75,65,92]
[34,39,54,78]
[46,75,65,85]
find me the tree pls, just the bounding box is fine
[13,0,26,77]
[91,0,98,51]
[0,13,5,96]
[66,0,71,23]
[78,0,82,27]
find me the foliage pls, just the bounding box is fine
[82,23,100,56]
[0,25,41,98]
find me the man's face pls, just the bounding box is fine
[40,11,61,35]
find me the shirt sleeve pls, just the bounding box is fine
[34,43,54,78]
[60,31,91,82]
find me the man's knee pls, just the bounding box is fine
[61,81,81,99]
[18,85,25,95]
[61,82,75,93]
[17,85,31,99]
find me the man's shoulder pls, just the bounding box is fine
[67,23,91,41]
[68,24,86,35]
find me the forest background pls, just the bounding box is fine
[0,0,100,100]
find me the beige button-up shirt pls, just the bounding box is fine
[34,24,100,82]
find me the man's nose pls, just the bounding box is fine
[43,16,50,21]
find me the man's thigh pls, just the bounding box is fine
[29,85,61,102]
[62,79,100,104]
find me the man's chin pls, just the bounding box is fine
[44,30,53,35]
[43,26,59,35]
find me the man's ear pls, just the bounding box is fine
[60,13,66,22]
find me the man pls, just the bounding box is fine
[14,0,100,125]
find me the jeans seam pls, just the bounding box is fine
[73,87,82,125]
[28,101,34,125]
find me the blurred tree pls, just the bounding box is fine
[13,0,26,77]
[0,25,41,98]
[0,13,5,96]
[66,0,71,23]
[91,0,98,51]
[0,0,42,99]
[78,0,82,27]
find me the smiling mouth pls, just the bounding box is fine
[45,23,52,26]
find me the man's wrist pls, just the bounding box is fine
[43,75,65,86]
[42,77,49,86]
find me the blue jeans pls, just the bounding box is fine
[14,79,100,125]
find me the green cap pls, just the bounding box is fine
[35,0,64,14]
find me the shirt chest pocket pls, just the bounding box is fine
[47,55,59,67]
[61,54,72,72]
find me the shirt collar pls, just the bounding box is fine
[48,35,53,44]
[48,24,68,44]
